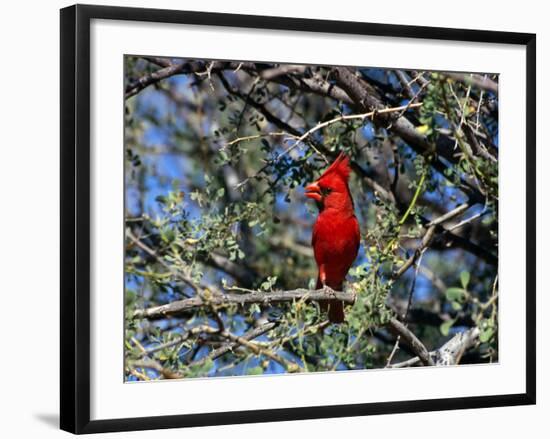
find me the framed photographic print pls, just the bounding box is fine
[60,4,536,434]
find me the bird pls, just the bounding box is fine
[305,153,361,323]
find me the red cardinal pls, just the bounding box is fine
[305,153,360,323]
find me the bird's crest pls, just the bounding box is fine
[319,152,351,181]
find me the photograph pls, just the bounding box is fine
[123,56,499,381]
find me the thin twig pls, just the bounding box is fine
[188,322,277,368]
[217,330,302,372]
[427,203,470,226]
[447,209,489,232]
[234,103,422,189]
[385,250,425,367]
[393,225,436,279]
[394,70,414,99]
[127,229,199,293]
[393,203,473,279]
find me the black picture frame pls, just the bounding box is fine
[60,4,536,434]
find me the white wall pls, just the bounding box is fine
[0,0,545,437]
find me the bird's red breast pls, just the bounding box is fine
[312,210,360,288]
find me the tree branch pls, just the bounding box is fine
[332,66,484,203]
[260,64,307,80]
[443,73,498,94]
[133,284,438,369]
[386,317,435,366]
[133,287,356,320]
[188,322,277,368]
[217,71,397,204]
[233,102,422,190]
[129,321,303,376]
[393,202,497,279]
[127,224,259,287]
[126,62,190,99]
[126,59,256,99]
[388,327,480,367]
[219,77,494,265]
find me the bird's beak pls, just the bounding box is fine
[305,182,322,202]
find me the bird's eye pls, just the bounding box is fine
[321,187,332,196]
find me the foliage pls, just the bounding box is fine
[124,57,499,380]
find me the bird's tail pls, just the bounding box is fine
[317,278,345,324]
[327,301,344,323]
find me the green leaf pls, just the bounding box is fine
[246,366,264,375]
[188,359,213,377]
[260,276,277,291]
[219,149,229,162]
[479,326,495,343]
[440,318,456,336]
[460,271,470,289]
[446,287,465,302]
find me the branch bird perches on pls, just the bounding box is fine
[132,287,356,320]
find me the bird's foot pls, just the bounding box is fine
[321,284,335,298]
